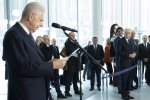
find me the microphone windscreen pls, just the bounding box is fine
[51,23,61,28]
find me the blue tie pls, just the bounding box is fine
[29,34,36,44]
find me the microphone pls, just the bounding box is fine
[52,23,78,32]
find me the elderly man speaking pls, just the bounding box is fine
[3,2,68,100]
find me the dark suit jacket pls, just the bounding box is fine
[132,39,138,64]
[3,22,53,100]
[138,42,150,62]
[117,37,136,68]
[51,45,60,59]
[114,36,121,66]
[2,50,8,80]
[87,44,104,72]
[40,43,59,80]
[65,38,82,72]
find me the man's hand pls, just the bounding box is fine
[129,53,136,58]
[52,58,68,69]
[144,58,148,62]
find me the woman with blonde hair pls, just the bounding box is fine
[104,38,113,85]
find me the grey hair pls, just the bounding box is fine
[36,36,43,41]
[131,29,136,33]
[43,35,49,41]
[124,28,132,33]
[22,2,45,19]
[106,38,110,44]
[142,35,147,39]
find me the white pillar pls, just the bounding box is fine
[92,0,102,44]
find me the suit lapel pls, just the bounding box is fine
[15,22,45,60]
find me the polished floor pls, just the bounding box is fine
[0,60,150,100]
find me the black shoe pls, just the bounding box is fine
[122,96,130,100]
[131,86,137,89]
[57,93,67,98]
[89,88,94,91]
[65,92,72,97]
[129,87,133,91]
[128,95,134,99]
[74,90,83,95]
[98,87,101,91]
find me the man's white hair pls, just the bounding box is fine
[43,35,49,41]
[131,29,136,33]
[21,2,45,19]
[142,35,147,39]
[124,28,131,33]
[36,36,43,41]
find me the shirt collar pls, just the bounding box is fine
[18,21,30,35]
[119,36,123,38]
[46,44,50,47]
[143,42,147,45]
[93,44,97,47]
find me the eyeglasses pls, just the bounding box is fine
[33,13,44,23]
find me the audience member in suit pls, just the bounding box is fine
[3,2,68,100]
[65,32,83,96]
[83,41,92,81]
[110,25,118,86]
[40,36,66,99]
[110,33,118,86]
[104,38,113,85]
[148,35,150,43]
[117,28,135,100]
[51,38,67,98]
[36,36,44,48]
[130,30,138,89]
[138,35,150,85]
[87,37,104,91]
[113,27,124,94]
[60,46,68,86]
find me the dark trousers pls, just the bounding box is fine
[142,62,150,82]
[53,79,62,95]
[131,67,138,86]
[90,64,101,88]
[46,76,52,99]
[65,71,78,93]
[116,67,121,91]
[121,68,132,97]
[62,70,68,85]
[83,60,91,78]
[106,62,113,84]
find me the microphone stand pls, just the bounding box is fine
[63,30,108,100]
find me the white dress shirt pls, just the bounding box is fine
[18,22,30,35]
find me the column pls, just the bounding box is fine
[92,0,102,44]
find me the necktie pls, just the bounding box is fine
[145,43,147,49]
[29,34,36,44]
[127,39,129,44]
[95,45,97,53]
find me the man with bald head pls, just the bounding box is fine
[138,35,150,85]
[3,2,68,100]
[65,32,82,96]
